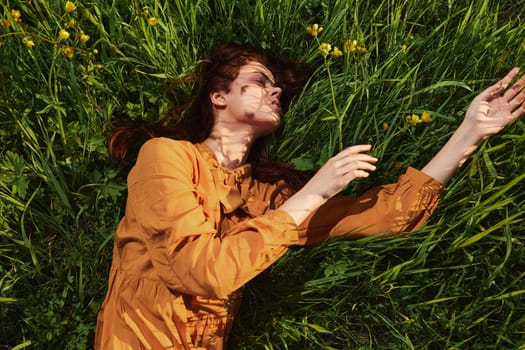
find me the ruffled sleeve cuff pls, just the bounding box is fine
[295,167,445,245]
[266,209,300,245]
[404,167,445,194]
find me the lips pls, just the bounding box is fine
[270,99,281,112]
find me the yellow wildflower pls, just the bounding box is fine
[11,9,22,22]
[93,48,99,55]
[0,18,12,28]
[331,46,343,57]
[147,17,158,26]
[23,37,34,49]
[58,29,70,40]
[65,1,77,13]
[68,18,77,27]
[319,42,331,56]
[421,111,432,123]
[306,23,323,37]
[344,39,357,53]
[345,39,367,55]
[63,46,75,59]
[406,114,422,126]
[79,32,90,44]
[382,122,389,131]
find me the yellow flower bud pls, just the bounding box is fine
[319,42,331,56]
[344,39,355,51]
[63,46,75,59]
[306,23,323,37]
[147,17,158,26]
[345,39,367,55]
[65,1,77,13]
[421,111,432,123]
[80,33,90,44]
[68,18,77,27]
[406,114,422,126]
[58,29,70,40]
[382,122,389,131]
[0,19,12,28]
[11,9,22,22]
[23,37,35,49]
[331,46,343,57]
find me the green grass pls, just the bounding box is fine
[1,0,524,349]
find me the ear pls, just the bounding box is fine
[210,91,228,107]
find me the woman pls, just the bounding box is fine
[95,43,525,349]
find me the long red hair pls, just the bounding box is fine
[109,43,311,190]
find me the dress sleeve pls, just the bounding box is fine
[127,139,298,299]
[295,167,444,246]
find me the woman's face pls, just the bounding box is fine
[214,61,283,137]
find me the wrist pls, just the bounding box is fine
[451,121,483,155]
[279,188,327,226]
[421,121,482,185]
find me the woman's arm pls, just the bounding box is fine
[279,68,525,241]
[422,67,525,185]
[279,144,378,225]
[293,167,443,245]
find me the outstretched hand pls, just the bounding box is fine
[421,67,525,185]
[464,67,525,140]
[278,145,377,225]
[304,144,378,200]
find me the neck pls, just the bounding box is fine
[204,123,256,169]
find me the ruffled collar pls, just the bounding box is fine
[195,143,253,214]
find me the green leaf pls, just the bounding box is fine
[307,323,332,334]
[290,155,314,171]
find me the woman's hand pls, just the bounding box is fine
[279,145,377,225]
[304,144,378,199]
[422,67,525,185]
[463,67,525,140]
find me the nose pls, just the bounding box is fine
[270,86,282,98]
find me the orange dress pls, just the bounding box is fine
[95,138,443,349]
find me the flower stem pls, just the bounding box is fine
[325,58,343,151]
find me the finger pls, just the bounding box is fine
[334,145,375,161]
[508,87,525,108]
[338,160,377,175]
[499,67,521,89]
[341,154,378,165]
[334,154,378,170]
[503,72,525,101]
[512,101,525,118]
[340,144,372,155]
[343,169,374,180]
[479,67,521,101]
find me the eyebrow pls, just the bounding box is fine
[251,71,276,86]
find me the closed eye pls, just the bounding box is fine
[252,72,276,88]
[254,78,266,86]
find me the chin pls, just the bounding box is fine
[261,122,280,136]
[248,111,281,134]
